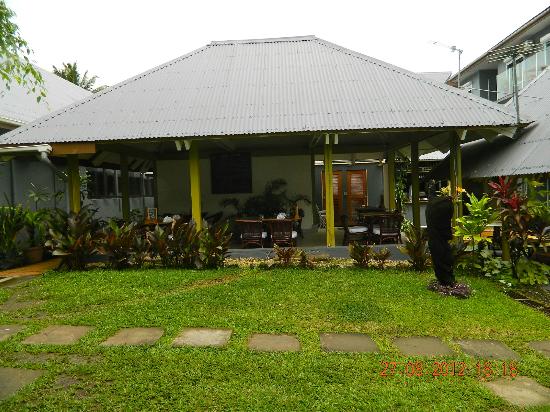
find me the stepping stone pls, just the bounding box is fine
[393,336,453,357]
[172,327,232,348]
[456,339,520,360]
[320,333,379,353]
[248,333,300,352]
[0,325,25,342]
[483,376,550,407]
[101,327,164,346]
[0,367,43,400]
[23,325,92,345]
[529,340,550,358]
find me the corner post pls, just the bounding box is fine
[387,149,396,211]
[410,142,420,229]
[120,153,130,221]
[449,133,458,226]
[324,133,335,247]
[67,155,81,213]
[189,140,202,231]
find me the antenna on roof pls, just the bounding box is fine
[487,40,545,125]
[431,41,463,87]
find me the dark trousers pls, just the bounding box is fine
[428,235,455,286]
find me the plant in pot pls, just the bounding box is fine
[23,209,48,264]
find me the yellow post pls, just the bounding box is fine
[455,134,463,218]
[67,155,81,213]
[324,133,335,247]
[188,141,202,231]
[120,153,130,221]
[387,150,396,211]
[410,142,420,230]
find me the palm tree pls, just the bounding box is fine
[52,62,107,92]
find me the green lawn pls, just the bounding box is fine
[1,267,549,411]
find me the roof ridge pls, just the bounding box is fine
[210,35,316,45]
[313,37,523,123]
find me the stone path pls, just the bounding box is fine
[173,328,232,348]
[393,336,453,357]
[3,325,550,407]
[0,367,43,400]
[22,325,93,345]
[320,333,378,353]
[248,333,300,352]
[0,325,25,342]
[456,339,520,360]
[483,376,550,407]
[529,340,550,358]
[101,327,164,346]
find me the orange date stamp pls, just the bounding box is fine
[380,360,519,379]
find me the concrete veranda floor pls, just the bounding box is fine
[228,228,408,260]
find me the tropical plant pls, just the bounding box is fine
[0,1,45,101]
[221,179,310,218]
[52,62,107,92]
[349,242,373,268]
[131,235,150,268]
[97,220,137,269]
[398,221,430,271]
[0,203,27,268]
[198,222,232,269]
[273,245,299,267]
[515,256,550,285]
[372,247,391,269]
[23,209,47,247]
[169,220,201,268]
[147,225,171,267]
[454,193,498,249]
[44,205,101,270]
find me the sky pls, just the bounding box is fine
[6,0,550,87]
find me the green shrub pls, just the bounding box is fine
[97,220,137,269]
[199,221,232,269]
[0,204,27,269]
[44,205,100,270]
[398,222,430,271]
[273,245,299,267]
[349,242,373,268]
[372,247,391,269]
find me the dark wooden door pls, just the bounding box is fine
[322,171,343,225]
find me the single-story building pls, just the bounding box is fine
[0,35,527,246]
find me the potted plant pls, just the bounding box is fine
[23,210,47,264]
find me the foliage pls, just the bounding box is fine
[168,220,201,268]
[272,245,299,267]
[198,222,232,269]
[372,247,391,269]
[97,220,137,269]
[0,1,45,101]
[348,242,373,268]
[454,193,497,247]
[0,203,26,268]
[131,235,149,268]
[515,257,550,286]
[298,249,315,269]
[146,225,171,267]
[23,209,48,247]
[44,205,101,270]
[52,61,107,92]
[221,178,309,217]
[398,221,430,271]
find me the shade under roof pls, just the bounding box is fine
[0,35,525,145]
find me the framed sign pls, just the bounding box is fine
[145,207,158,224]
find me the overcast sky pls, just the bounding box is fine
[7,1,550,86]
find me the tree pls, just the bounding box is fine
[52,62,107,92]
[0,1,45,101]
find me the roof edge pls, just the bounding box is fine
[210,35,316,45]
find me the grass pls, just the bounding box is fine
[1,266,549,411]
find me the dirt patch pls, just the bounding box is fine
[55,374,81,389]
[9,352,64,364]
[67,354,103,365]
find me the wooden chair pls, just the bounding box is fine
[235,219,266,248]
[341,214,368,246]
[270,219,297,247]
[372,212,403,244]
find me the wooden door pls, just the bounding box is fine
[322,171,343,225]
[346,170,368,224]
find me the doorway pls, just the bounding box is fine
[322,169,368,225]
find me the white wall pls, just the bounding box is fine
[157,154,314,228]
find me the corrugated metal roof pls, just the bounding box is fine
[418,72,452,84]
[0,35,524,145]
[0,65,91,126]
[433,68,550,178]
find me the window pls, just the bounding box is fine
[86,168,105,199]
[143,174,154,197]
[210,152,252,194]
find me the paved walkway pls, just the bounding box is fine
[0,259,62,278]
[1,325,549,406]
